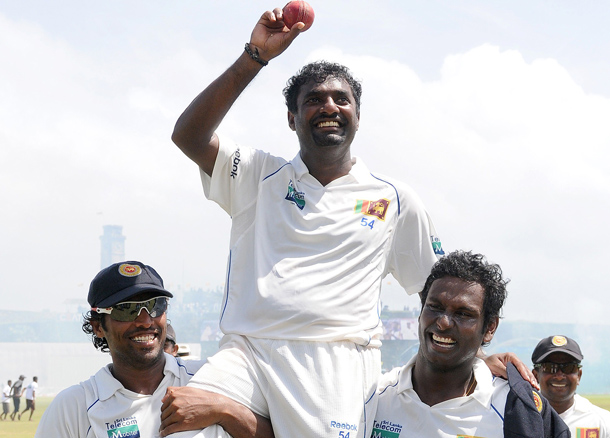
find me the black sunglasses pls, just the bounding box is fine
[534,362,581,375]
[92,297,168,322]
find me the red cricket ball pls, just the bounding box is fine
[282,1,315,32]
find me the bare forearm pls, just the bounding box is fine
[160,386,274,438]
[171,8,304,176]
[218,400,274,438]
[171,51,263,174]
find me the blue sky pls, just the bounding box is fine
[1,1,609,328]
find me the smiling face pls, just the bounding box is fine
[418,276,498,372]
[534,352,581,407]
[92,292,167,371]
[288,77,360,151]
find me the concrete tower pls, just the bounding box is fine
[100,225,126,269]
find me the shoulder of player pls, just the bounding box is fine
[575,394,610,419]
[167,355,206,382]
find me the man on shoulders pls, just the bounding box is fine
[373,250,569,437]
[532,335,610,437]
[169,6,442,438]
[36,261,272,438]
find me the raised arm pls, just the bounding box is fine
[171,7,305,176]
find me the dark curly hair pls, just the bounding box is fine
[82,311,109,352]
[283,61,362,115]
[420,250,509,334]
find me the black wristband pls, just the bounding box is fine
[244,43,268,66]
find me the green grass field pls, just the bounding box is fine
[2,395,610,437]
[0,397,52,438]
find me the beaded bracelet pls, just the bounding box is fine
[244,43,268,66]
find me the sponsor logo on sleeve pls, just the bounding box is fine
[230,148,241,179]
[284,179,305,210]
[431,236,444,255]
[354,199,390,221]
[105,417,140,437]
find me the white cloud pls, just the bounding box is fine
[1,7,609,326]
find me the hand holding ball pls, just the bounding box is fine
[282,1,315,31]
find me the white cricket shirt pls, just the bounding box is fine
[201,137,442,346]
[560,394,610,438]
[35,354,205,438]
[373,357,509,437]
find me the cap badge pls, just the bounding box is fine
[118,263,142,277]
[552,336,567,347]
[533,391,543,413]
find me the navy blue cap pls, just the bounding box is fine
[531,335,583,364]
[88,261,173,308]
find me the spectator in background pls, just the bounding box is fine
[19,376,38,421]
[1,379,11,420]
[9,374,25,421]
[164,323,179,357]
[532,335,610,437]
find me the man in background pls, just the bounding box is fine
[533,335,610,437]
[9,374,24,420]
[165,323,179,357]
[36,261,273,438]
[1,379,11,420]
[18,376,38,421]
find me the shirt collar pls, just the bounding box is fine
[397,356,497,408]
[291,152,371,184]
[95,353,176,401]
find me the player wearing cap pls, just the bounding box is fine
[532,335,610,437]
[169,7,443,438]
[165,323,179,357]
[9,375,25,421]
[35,261,273,438]
[372,251,569,438]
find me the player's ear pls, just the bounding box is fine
[532,368,539,382]
[482,316,499,344]
[91,318,105,338]
[288,111,296,131]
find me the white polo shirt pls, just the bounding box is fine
[25,381,38,400]
[373,357,509,437]
[560,394,610,438]
[35,354,212,438]
[201,137,441,346]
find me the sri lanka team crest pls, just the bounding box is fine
[354,199,390,221]
[118,264,142,277]
[552,336,568,346]
[532,391,543,413]
[575,428,600,438]
[285,180,305,210]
